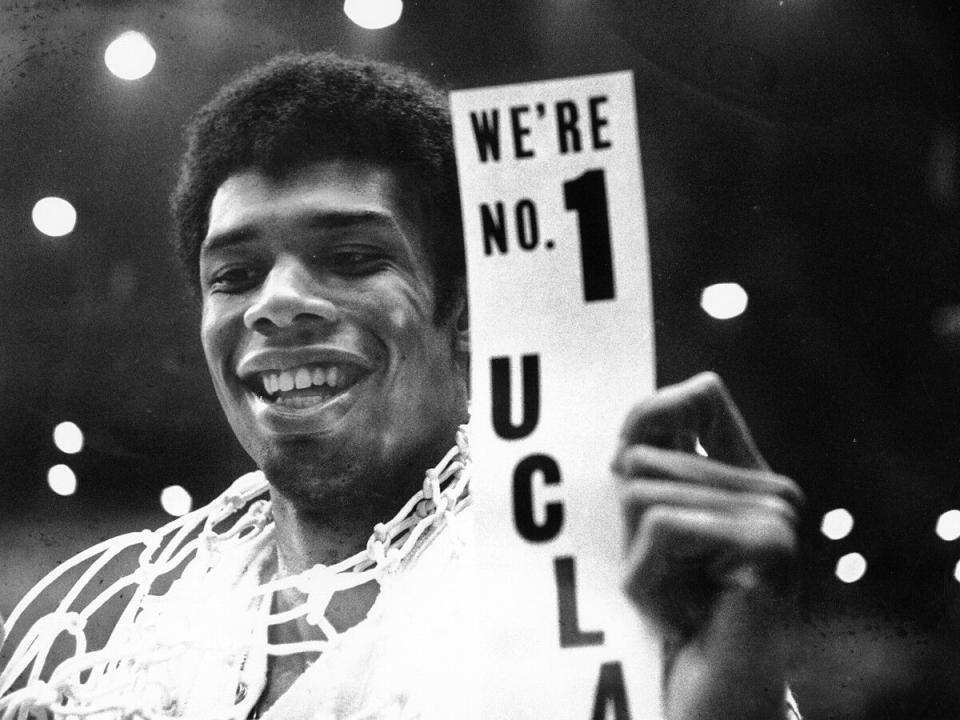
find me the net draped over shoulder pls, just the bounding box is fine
[0,429,800,720]
[0,433,475,720]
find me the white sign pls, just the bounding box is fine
[452,72,663,719]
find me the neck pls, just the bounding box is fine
[268,489,382,576]
[263,429,463,576]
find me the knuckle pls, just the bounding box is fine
[748,514,798,557]
[632,505,682,549]
[619,396,662,437]
[610,448,627,476]
[618,480,654,505]
[639,504,672,532]
[749,468,803,504]
[689,371,728,407]
[692,370,724,392]
[768,472,804,505]
[612,443,657,478]
[757,495,800,525]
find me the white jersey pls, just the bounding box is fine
[132,492,475,720]
[0,436,475,720]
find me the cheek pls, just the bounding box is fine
[362,278,435,343]
[387,306,408,330]
[199,309,221,369]
[199,303,239,390]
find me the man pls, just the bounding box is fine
[0,52,802,719]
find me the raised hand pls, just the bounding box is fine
[614,372,803,720]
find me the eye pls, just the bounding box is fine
[327,247,388,276]
[208,264,262,292]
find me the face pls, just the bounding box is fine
[199,160,467,514]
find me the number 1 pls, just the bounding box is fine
[563,169,615,302]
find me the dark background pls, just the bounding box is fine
[1,1,959,717]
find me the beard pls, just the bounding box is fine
[254,431,450,524]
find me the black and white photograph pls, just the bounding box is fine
[1,2,958,718]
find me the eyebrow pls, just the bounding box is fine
[201,209,402,254]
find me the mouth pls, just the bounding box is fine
[242,362,369,410]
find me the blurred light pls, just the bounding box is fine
[31,197,76,237]
[820,508,854,540]
[936,510,960,541]
[953,560,960,583]
[835,552,867,583]
[104,31,156,80]
[53,421,84,455]
[344,0,403,28]
[700,283,748,320]
[695,438,708,456]
[160,485,192,517]
[47,464,77,496]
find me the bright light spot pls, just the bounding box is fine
[953,560,960,583]
[104,31,156,80]
[700,283,749,320]
[820,508,854,540]
[31,197,77,237]
[695,438,708,456]
[936,510,960,541]
[160,485,192,517]
[47,464,77,496]
[343,0,403,28]
[835,552,867,583]
[53,421,84,455]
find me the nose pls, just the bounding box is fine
[243,256,340,332]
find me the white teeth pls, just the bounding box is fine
[277,395,325,410]
[257,363,358,397]
[294,367,312,389]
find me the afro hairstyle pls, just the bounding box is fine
[170,51,464,321]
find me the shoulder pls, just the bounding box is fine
[1,471,270,693]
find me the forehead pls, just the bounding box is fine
[203,160,426,252]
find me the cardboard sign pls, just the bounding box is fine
[452,72,663,719]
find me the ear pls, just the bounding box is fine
[446,285,471,409]
[455,297,470,354]
[443,277,469,356]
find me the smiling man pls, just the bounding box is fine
[0,52,802,720]
[199,161,467,541]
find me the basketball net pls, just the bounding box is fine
[0,427,472,720]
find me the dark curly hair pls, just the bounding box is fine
[170,51,464,321]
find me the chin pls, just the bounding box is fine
[256,435,421,519]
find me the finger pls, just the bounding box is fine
[619,480,799,538]
[623,505,797,634]
[620,372,768,470]
[626,504,797,588]
[614,445,804,507]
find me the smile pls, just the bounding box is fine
[245,362,367,409]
